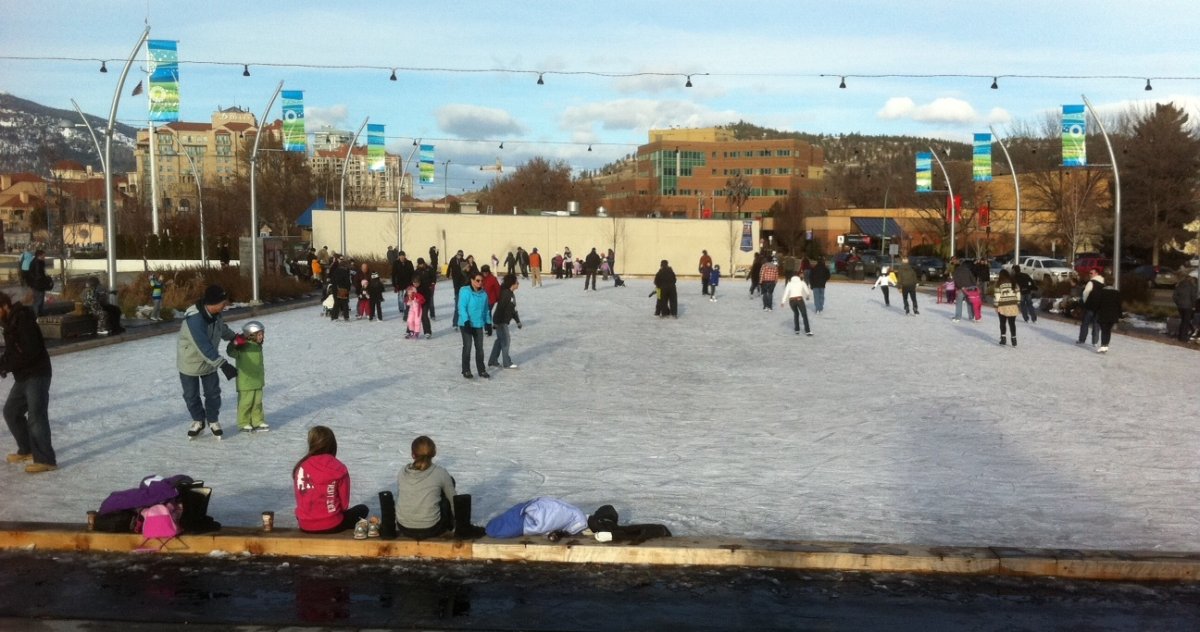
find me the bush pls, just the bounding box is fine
[1116,274,1150,304]
[1038,279,1075,299]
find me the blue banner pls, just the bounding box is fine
[419,144,435,183]
[147,39,179,123]
[281,90,306,152]
[1062,104,1087,167]
[367,123,386,172]
[973,133,992,182]
[915,152,932,192]
[740,220,754,252]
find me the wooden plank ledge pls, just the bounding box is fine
[1,522,1197,582]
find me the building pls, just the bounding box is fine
[309,145,405,209]
[599,127,825,219]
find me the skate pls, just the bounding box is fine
[187,420,205,439]
[209,422,223,439]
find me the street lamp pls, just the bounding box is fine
[396,141,421,250]
[180,147,208,267]
[443,160,451,210]
[103,26,150,299]
[339,117,369,256]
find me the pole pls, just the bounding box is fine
[929,146,955,257]
[397,143,420,252]
[103,26,150,299]
[339,117,369,256]
[181,149,207,266]
[1082,94,1122,289]
[443,160,451,210]
[990,124,1021,262]
[249,81,283,305]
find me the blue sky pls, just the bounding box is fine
[2,1,1198,195]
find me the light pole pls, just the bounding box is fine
[248,80,283,305]
[396,141,420,251]
[103,25,150,298]
[929,146,956,257]
[443,160,451,210]
[990,124,1021,261]
[181,147,207,267]
[339,117,369,256]
[1082,94,1122,288]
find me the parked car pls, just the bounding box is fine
[833,252,861,273]
[1010,256,1077,284]
[1074,257,1111,278]
[1129,264,1179,288]
[989,260,1005,282]
[910,256,947,282]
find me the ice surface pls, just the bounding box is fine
[2,277,1197,551]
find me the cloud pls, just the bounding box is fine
[560,98,741,134]
[876,97,978,125]
[305,105,349,131]
[436,104,526,138]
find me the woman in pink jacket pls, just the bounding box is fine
[293,426,368,533]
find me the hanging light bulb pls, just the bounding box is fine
[389,69,397,81]
[1145,78,1153,91]
[537,73,544,85]
[588,145,592,152]
[991,77,998,90]
[838,76,846,89]
[99,60,108,73]
[499,141,504,149]
[685,74,693,88]
[242,64,250,77]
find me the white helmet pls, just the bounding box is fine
[242,321,265,336]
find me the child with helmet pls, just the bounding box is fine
[226,320,269,433]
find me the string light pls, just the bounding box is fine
[389,68,397,81]
[536,73,544,85]
[685,75,693,88]
[242,64,250,77]
[1145,78,1153,91]
[991,77,998,89]
[99,60,107,73]
[838,76,846,89]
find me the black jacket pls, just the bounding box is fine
[654,265,677,289]
[809,264,831,288]
[585,251,603,272]
[391,258,414,291]
[0,303,51,380]
[1094,285,1122,324]
[492,288,521,325]
[416,266,436,300]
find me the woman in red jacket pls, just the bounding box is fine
[293,426,368,533]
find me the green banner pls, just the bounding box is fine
[281,90,306,152]
[419,144,434,183]
[973,133,992,182]
[367,124,385,172]
[147,40,179,123]
[915,152,932,192]
[1062,105,1086,167]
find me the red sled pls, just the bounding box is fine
[964,287,983,320]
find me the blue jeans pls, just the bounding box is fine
[1019,293,1037,322]
[488,323,512,366]
[1078,310,1099,344]
[955,290,969,320]
[790,300,810,333]
[180,371,221,424]
[812,287,825,312]
[460,326,486,374]
[761,281,777,309]
[4,374,55,465]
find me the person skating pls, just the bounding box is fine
[367,272,385,321]
[708,264,721,301]
[391,250,414,316]
[415,258,436,338]
[993,269,1021,347]
[458,272,493,378]
[488,274,522,369]
[951,257,977,322]
[780,270,814,336]
[1077,269,1104,345]
[895,257,920,315]
[583,248,602,291]
[871,267,895,307]
[177,284,239,439]
[529,248,543,287]
[758,257,780,311]
[0,291,57,473]
[225,321,269,432]
[405,278,427,339]
[654,259,678,317]
[329,259,352,322]
[698,250,713,296]
[1013,264,1037,323]
[1093,270,1122,353]
[809,257,830,313]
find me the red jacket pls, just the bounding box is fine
[294,454,352,532]
[482,273,501,306]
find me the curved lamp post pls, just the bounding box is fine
[990,124,1022,260]
[339,117,369,256]
[103,26,150,298]
[1082,94,1122,288]
[248,81,283,305]
[929,147,956,257]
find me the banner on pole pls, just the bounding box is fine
[740,220,754,252]
[147,40,180,123]
[367,124,386,172]
[915,152,932,192]
[973,133,993,182]
[979,201,990,229]
[1062,104,1087,167]
[419,144,435,183]
[946,195,962,224]
[281,90,306,153]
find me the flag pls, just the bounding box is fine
[419,144,435,183]
[972,133,992,182]
[147,40,180,123]
[979,201,990,228]
[915,152,932,192]
[946,195,962,224]
[281,90,306,153]
[131,80,143,97]
[1062,104,1087,167]
[367,124,386,172]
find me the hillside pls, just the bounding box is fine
[0,93,137,175]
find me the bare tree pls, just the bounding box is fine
[1023,167,1109,262]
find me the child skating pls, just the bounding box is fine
[226,320,269,433]
[405,279,426,339]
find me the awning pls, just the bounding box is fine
[295,197,326,228]
[851,217,905,241]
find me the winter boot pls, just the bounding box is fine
[1011,337,1017,347]
[378,491,398,540]
[999,336,1006,346]
[452,494,486,540]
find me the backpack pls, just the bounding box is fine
[137,502,183,550]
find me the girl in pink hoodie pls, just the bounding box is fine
[293,426,368,533]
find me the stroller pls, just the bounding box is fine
[612,273,625,287]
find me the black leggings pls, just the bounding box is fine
[301,504,369,534]
[790,299,810,333]
[998,315,1016,337]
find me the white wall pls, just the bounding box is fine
[311,210,760,277]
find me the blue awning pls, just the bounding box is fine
[851,217,905,241]
[295,197,326,228]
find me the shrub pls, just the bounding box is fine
[1116,274,1150,304]
[1038,279,1075,299]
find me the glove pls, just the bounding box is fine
[220,363,238,381]
[485,324,494,336]
[0,370,7,379]
[516,322,523,329]
[233,334,247,348]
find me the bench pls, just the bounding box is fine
[732,265,750,279]
[36,302,98,339]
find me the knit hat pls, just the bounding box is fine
[202,284,228,305]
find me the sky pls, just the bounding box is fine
[0,277,1196,552]
[2,1,1199,195]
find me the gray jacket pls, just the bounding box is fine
[952,263,976,289]
[396,464,456,529]
[1173,277,1198,309]
[176,302,236,376]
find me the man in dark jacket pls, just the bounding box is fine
[809,257,831,313]
[517,247,530,278]
[391,250,415,316]
[0,292,57,473]
[29,249,51,316]
[1093,270,1122,353]
[583,248,603,291]
[1013,265,1038,323]
[654,259,678,317]
[1172,274,1197,341]
[1077,269,1104,345]
[895,258,920,315]
[951,257,977,321]
[329,260,352,322]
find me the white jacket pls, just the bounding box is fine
[779,275,814,305]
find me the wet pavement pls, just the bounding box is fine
[1,551,1198,631]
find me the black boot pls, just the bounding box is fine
[999,336,1006,346]
[452,494,486,540]
[378,491,398,540]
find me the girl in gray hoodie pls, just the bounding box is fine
[395,436,457,538]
